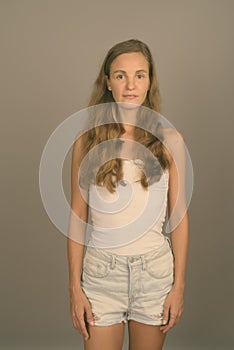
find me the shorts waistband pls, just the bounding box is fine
[85,236,172,268]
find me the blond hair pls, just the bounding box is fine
[78,39,171,193]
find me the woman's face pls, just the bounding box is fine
[106,52,150,105]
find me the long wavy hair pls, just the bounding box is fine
[78,39,171,193]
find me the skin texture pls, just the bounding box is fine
[106,52,150,106]
[106,52,150,138]
[68,52,188,350]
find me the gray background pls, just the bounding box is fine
[1,0,233,349]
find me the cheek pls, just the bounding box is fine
[138,79,149,92]
[144,80,150,91]
[140,85,149,97]
[111,85,122,96]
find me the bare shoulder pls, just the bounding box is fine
[162,128,185,165]
[163,127,184,150]
[163,127,184,143]
[71,131,89,211]
[73,131,86,149]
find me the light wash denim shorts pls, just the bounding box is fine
[80,236,174,326]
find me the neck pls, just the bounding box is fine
[122,124,135,137]
[117,103,138,127]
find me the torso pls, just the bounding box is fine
[118,133,136,160]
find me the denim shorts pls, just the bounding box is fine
[80,236,174,326]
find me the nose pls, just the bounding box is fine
[126,77,135,90]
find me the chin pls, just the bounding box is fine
[117,101,141,109]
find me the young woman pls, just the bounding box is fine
[67,39,189,350]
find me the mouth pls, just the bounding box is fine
[123,95,138,99]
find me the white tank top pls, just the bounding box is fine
[87,159,169,255]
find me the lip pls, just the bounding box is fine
[123,95,138,99]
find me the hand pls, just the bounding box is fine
[69,286,95,341]
[160,286,184,334]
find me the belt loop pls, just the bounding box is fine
[141,255,146,270]
[110,254,116,269]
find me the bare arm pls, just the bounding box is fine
[170,212,189,291]
[67,133,89,292]
[67,133,95,339]
[167,130,189,291]
[160,129,189,333]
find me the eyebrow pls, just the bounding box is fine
[113,69,148,74]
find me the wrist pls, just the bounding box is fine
[69,283,82,292]
[173,280,185,291]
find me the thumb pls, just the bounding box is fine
[85,305,95,326]
[162,304,170,325]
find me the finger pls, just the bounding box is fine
[76,313,89,340]
[72,313,83,336]
[85,306,95,326]
[174,310,183,325]
[167,311,177,329]
[160,311,177,333]
[162,304,170,325]
[72,314,80,330]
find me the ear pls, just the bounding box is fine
[105,75,112,91]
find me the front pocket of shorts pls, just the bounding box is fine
[83,254,110,278]
[145,250,174,279]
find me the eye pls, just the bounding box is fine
[116,74,124,80]
[137,74,145,79]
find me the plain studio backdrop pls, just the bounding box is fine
[1,1,233,349]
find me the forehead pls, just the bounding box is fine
[110,52,149,72]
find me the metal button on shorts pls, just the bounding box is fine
[81,236,174,326]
